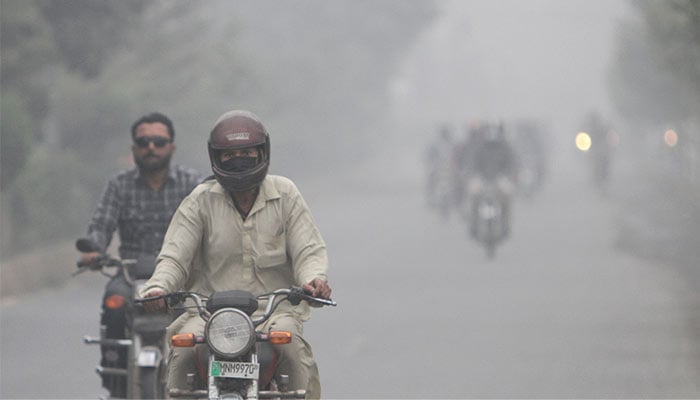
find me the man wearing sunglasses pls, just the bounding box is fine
[78,112,202,398]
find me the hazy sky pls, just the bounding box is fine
[390,0,630,148]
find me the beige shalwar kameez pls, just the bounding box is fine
[141,175,329,398]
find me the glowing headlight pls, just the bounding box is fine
[575,132,592,152]
[205,309,255,358]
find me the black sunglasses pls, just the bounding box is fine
[134,136,171,148]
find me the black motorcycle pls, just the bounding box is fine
[469,182,510,258]
[140,287,336,399]
[75,238,170,399]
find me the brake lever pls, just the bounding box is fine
[133,292,191,312]
[72,266,90,277]
[289,286,337,307]
[287,287,306,306]
[166,292,188,307]
[310,297,337,307]
[133,292,170,304]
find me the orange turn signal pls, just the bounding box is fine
[268,331,292,345]
[171,333,196,347]
[104,295,126,309]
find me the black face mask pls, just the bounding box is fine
[220,156,258,172]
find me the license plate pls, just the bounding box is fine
[210,361,259,379]
[136,349,158,367]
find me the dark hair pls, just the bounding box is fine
[131,112,175,140]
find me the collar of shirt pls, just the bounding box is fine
[133,166,177,185]
[211,176,282,217]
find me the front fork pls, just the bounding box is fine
[83,335,163,372]
[129,334,165,399]
[84,330,132,377]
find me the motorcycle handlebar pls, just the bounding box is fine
[279,286,338,307]
[74,238,125,274]
[74,254,123,273]
[134,287,336,322]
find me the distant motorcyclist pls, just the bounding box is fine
[466,122,517,237]
[513,119,548,196]
[454,120,486,203]
[424,125,457,212]
[580,111,614,191]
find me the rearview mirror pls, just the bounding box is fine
[76,238,101,253]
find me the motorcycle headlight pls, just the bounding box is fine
[205,308,255,359]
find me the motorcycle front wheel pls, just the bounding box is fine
[136,366,165,399]
[127,352,165,399]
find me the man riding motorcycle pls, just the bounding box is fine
[580,111,614,191]
[424,125,457,211]
[465,122,517,238]
[79,112,201,397]
[141,110,332,399]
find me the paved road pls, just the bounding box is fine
[2,149,699,398]
[309,148,700,398]
[1,272,108,398]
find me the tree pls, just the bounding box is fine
[0,0,153,256]
[1,0,439,258]
[642,0,700,97]
[609,0,700,126]
[0,93,34,190]
[35,0,147,79]
[1,0,153,188]
[0,0,55,188]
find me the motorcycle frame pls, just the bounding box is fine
[82,260,169,399]
[165,288,334,399]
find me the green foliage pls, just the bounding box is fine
[640,0,700,95]
[0,0,439,256]
[0,92,34,190]
[0,0,56,128]
[35,0,148,78]
[4,145,91,255]
[52,75,134,154]
[0,0,56,85]
[608,19,694,123]
[42,0,439,175]
[218,0,439,170]
[49,75,145,197]
[609,0,700,125]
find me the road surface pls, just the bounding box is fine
[2,149,699,398]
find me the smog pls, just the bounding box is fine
[1,1,699,398]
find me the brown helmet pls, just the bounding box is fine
[208,110,270,192]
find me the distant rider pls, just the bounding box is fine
[581,111,613,191]
[424,125,456,210]
[466,122,517,237]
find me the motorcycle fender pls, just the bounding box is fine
[136,346,162,367]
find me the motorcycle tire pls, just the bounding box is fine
[127,350,165,399]
[486,241,496,259]
[136,367,166,399]
[138,367,162,399]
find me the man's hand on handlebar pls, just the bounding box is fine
[302,278,332,306]
[77,251,101,268]
[141,288,167,312]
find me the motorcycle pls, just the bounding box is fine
[468,178,510,258]
[139,287,336,399]
[75,238,170,399]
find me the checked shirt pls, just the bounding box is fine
[86,165,202,259]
